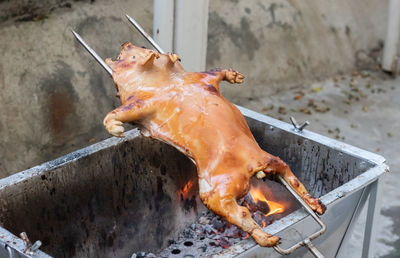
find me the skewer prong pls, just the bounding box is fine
[125,14,166,54]
[71,30,113,76]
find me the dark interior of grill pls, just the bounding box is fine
[0,118,375,257]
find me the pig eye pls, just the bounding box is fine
[132,56,135,60]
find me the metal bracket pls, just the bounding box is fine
[274,176,327,258]
[20,232,42,256]
[289,116,309,132]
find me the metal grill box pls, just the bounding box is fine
[0,107,388,258]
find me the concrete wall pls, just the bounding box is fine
[208,0,387,103]
[0,0,154,177]
[0,0,388,177]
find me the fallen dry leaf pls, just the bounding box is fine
[312,87,323,93]
[278,106,287,115]
[294,95,303,100]
[299,107,312,115]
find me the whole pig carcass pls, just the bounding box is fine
[103,43,326,247]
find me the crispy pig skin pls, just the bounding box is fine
[103,42,326,247]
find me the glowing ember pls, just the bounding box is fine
[261,220,267,228]
[157,179,300,257]
[242,233,250,239]
[248,185,285,217]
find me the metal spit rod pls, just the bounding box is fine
[72,30,112,76]
[72,15,166,76]
[125,14,166,54]
[72,14,327,257]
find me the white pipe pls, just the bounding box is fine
[173,0,209,71]
[382,0,400,73]
[153,0,175,53]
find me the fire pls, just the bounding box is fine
[249,185,285,217]
[178,179,193,199]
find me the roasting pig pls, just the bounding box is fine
[103,43,326,247]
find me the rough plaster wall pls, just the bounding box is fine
[208,0,387,103]
[0,0,388,177]
[0,0,154,177]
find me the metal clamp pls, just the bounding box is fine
[289,116,309,132]
[274,176,327,258]
[20,232,42,256]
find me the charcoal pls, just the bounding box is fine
[240,232,250,239]
[252,211,265,225]
[223,225,241,238]
[209,241,218,246]
[211,217,225,230]
[182,228,195,238]
[212,234,220,240]
[157,182,293,257]
[244,194,270,214]
[136,252,146,258]
[218,236,230,248]
[199,216,210,224]
[203,224,217,235]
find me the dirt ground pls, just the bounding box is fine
[240,69,399,257]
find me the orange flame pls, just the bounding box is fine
[178,180,193,199]
[249,186,285,217]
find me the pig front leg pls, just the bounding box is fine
[103,99,153,137]
[204,68,245,85]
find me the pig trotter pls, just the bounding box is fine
[103,114,125,137]
[225,69,244,84]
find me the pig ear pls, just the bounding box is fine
[139,50,160,68]
[121,42,134,50]
[168,53,180,63]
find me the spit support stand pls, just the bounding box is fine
[274,176,326,258]
[72,15,327,257]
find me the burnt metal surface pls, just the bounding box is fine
[0,130,202,258]
[0,107,388,257]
